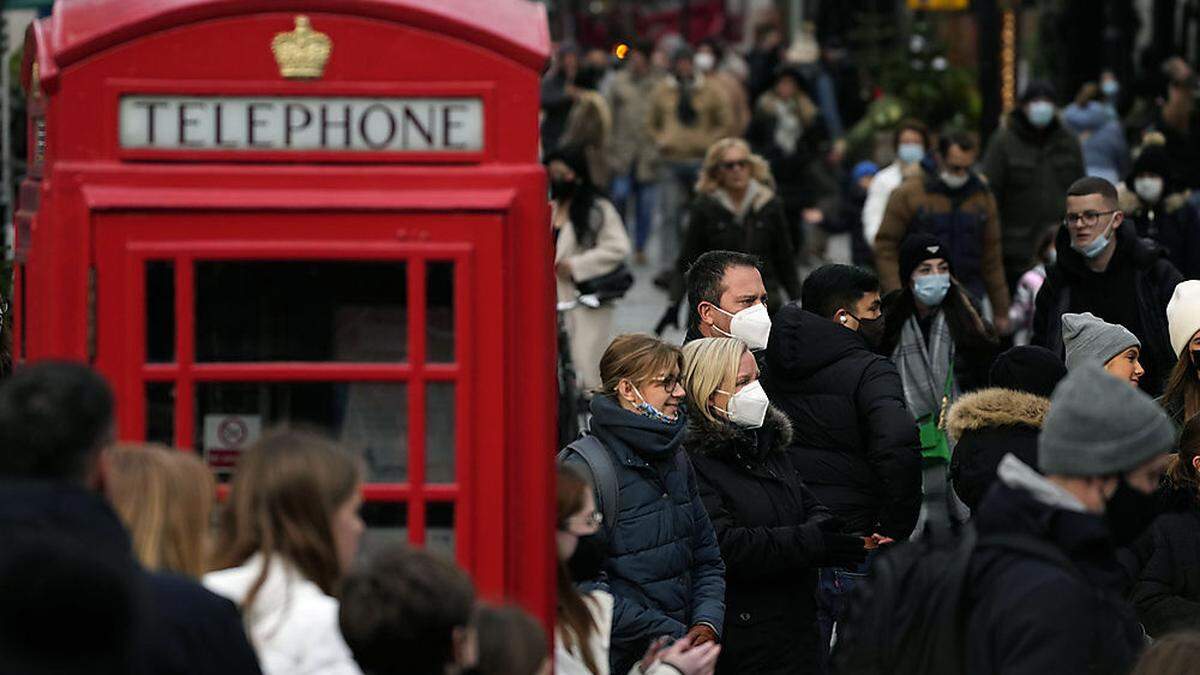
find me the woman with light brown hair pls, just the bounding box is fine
[105,443,214,578]
[204,428,365,675]
[663,137,800,324]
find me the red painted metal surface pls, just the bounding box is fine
[17,0,556,625]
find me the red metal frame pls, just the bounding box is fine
[20,0,556,623]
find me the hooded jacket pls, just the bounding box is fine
[874,165,1010,317]
[686,407,832,674]
[1031,222,1183,395]
[763,305,923,539]
[981,109,1085,279]
[946,388,1049,514]
[571,395,727,675]
[1062,101,1129,185]
[966,457,1144,675]
[1119,149,1200,280]
[669,185,802,310]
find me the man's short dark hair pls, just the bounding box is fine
[801,264,880,319]
[686,250,762,313]
[938,130,977,157]
[340,544,476,675]
[1067,176,1119,207]
[0,361,115,483]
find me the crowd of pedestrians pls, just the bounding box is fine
[547,27,1200,675]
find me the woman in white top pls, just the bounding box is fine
[205,428,365,675]
[555,465,719,675]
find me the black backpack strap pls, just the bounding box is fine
[557,434,620,535]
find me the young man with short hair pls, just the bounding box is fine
[764,264,923,660]
[0,361,262,675]
[1032,176,1182,394]
[339,545,478,675]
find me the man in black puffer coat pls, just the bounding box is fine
[1032,176,1183,396]
[763,265,921,663]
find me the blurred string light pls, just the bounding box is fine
[1001,8,1016,112]
[613,43,630,60]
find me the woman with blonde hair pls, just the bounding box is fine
[205,428,365,675]
[681,337,867,674]
[662,137,800,327]
[105,444,214,578]
[559,333,725,674]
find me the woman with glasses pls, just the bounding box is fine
[560,333,726,675]
[663,138,801,327]
[680,337,867,674]
[555,465,721,675]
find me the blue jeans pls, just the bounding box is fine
[816,551,876,670]
[610,172,657,254]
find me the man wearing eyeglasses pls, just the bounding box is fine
[1032,176,1182,395]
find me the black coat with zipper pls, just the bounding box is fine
[669,189,802,312]
[1032,223,1183,396]
[687,407,833,674]
[763,304,923,540]
[1131,505,1200,637]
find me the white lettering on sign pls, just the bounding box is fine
[119,96,484,152]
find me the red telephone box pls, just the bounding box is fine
[14,0,555,620]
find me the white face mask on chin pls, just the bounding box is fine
[712,303,771,351]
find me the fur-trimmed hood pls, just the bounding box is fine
[685,405,794,460]
[947,387,1050,441]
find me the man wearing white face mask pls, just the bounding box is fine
[875,131,1011,333]
[982,80,1085,288]
[1119,142,1200,280]
[673,250,773,353]
[1032,176,1182,395]
[681,337,869,674]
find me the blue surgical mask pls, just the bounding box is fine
[1026,101,1056,128]
[1071,214,1116,259]
[897,142,925,165]
[913,273,951,306]
[631,383,678,424]
[1101,80,1120,97]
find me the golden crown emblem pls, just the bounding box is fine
[271,16,332,79]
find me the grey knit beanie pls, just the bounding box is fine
[1061,312,1140,370]
[1039,364,1176,476]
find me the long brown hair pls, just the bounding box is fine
[1168,415,1200,498]
[1163,348,1200,423]
[557,465,601,674]
[106,444,215,578]
[212,428,361,611]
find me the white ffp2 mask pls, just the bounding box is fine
[713,303,771,351]
[716,380,771,429]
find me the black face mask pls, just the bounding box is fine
[845,311,884,348]
[566,533,606,582]
[550,179,578,201]
[1105,477,1160,547]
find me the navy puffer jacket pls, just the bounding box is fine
[571,395,726,675]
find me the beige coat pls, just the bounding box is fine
[606,68,662,181]
[561,90,613,187]
[649,75,733,161]
[554,198,631,391]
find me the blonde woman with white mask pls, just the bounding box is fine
[680,337,870,674]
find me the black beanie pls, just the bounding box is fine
[1020,79,1057,104]
[988,345,1067,398]
[1128,143,1173,190]
[899,233,953,285]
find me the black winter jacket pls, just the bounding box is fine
[1131,507,1200,637]
[763,305,922,539]
[946,387,1048,514]
[0,481,262,675]
[669,189,802,312]
[966,479,1144,675]
[1032,223,1183,396]
[1126,192,1200,281]
[573,396,726,674]
[687,407,832,675]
